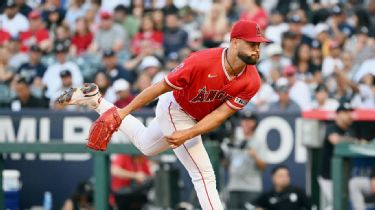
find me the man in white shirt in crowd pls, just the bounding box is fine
[42,43,83,99]
[322,40,344,79]
[0,0,29,37]
[311,84,339,111]
[353,47,375,83]
[245,72,277,112]
[223,111,267,210]
[283,65,312,110]
[257,43,291,84]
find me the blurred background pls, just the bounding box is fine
[0,0,374,209]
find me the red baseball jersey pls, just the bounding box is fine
[164,48,261,121]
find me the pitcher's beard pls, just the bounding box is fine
[238,53,258,65]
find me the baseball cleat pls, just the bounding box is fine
[57,83,101,109]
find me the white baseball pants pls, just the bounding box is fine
[349,177,372,210]
[95,92,223,210]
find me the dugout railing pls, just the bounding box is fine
[302,109,375,210]
[0,142,221,210]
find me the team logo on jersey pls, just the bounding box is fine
[234,97,247,106]
[190,86,233,103]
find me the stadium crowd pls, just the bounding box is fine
[0,0,374,111]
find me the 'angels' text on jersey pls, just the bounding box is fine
[190,87,233,103]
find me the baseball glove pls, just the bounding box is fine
[87,107,122,151]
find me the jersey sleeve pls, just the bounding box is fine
[164,56,195,90]
[226,85,260,110]
[226,68,261,110]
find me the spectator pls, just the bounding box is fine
[164,52,180,71]
[258,43,291,84]
[328,4,355,43]
[16,45,46,97]
[239,0,268,30]
[297,9,316,40]
[351,74,375,108]
[311,84,339,111]
[130,14,163,56]
[318,102,356,210]
[276,0,309,16]
[113,5,139,39]
[10,76,48,110]
[188,0,213,14]
[344,26,374,68]
[71,17,93,55]
[310,40,323,72]
[353,47,375,83]
[314,23,331,58]
[111,154,153,210]
[151,9,164,32]
[93,71,116,103]
[0,0,29,37]
[245,72,277,112]
[7,37,29,71]
[14,0,32,17]
[269,79,301,113]
[43,7,65,35]
[51,70,79,110]
[131,72,151,95]
[19,10,49,52]
[130,0,144,20]
[349,166,375,210]
[138,56,161,79]
[0,29,11,45]
[62,180,94,210]
[162,0,178,15]
[63,0,90,30]
[201,2,228,48]
[224,111,267,209]
[281,31,299,59]
[163,13,188,56]
[283,65,312,110]
[113,79,135,108]
[322,40,344,79]
[333,51,360,102]
[287,14,312,45]
[0,48,14,106]
[42,43,83,98]
[254,165,311,210]
[89,11,127,53]
[49,24,72,55]
[100,0,130,13]
[264,9,288,44]
[368,0,375,34]
[293,43,315,83]
[179,6,200,39]
[187,31,204,52]
[100,49,135,84]
[84,3,100,33]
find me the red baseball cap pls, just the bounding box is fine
[230,20,271,43]
[283,65,297,76]
[28,10,41,19]
[100,11,113,19]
